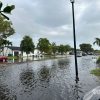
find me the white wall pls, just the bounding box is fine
[0,47,41,57]
[22,49,41,57]
[0,47,21,56]
[34,49,41,56]
[3,47,13,56]
[22,52,34,57]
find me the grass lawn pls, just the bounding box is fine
[8,56,18,60]
[91,68,100,76]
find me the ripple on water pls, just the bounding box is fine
[0,56,100,100]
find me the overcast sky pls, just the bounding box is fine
[3,0,100,49]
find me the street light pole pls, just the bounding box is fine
[70,0,79,82]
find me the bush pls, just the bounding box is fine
[96,56,100,64]
[8,56,18,60]
[8,54,13,57]
[91,68,100,76]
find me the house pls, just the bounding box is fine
[33,49,42,57]
[0,46,42,57]
[0,46,21,57]
[0,47,3,55]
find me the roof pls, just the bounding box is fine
[7,46,21,51]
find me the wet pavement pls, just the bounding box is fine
[0,55,100,100]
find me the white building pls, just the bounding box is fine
[0,46,42,57]
[0,46,21,56]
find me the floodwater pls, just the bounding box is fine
[0,55,100,100]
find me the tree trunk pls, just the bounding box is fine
[27,54,28,61]
[27,54,29,67]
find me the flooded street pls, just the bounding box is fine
[0,55,100,100]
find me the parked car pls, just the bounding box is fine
[77,51,82,57]
[0,56,8,62]
[82,52,87,56]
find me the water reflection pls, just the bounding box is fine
[0,56,100,100]
[0,83,17,100]
[37,66,51,89]
[69,82,83,100]
[96,64,100,68]
[58,58,70,69]
[38,66,51,81]
[20,68,35,91]
[7,56,48,63]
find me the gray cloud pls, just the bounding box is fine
[3,0,100,49]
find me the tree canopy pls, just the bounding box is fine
[51,42,57,55]
[0,1,15,46]
[79,43,93,53]
[64,45,71,53]
[0,15,15,38]
[37,38,51,53]
[20,36,35,55]
[0,39,12,46]
[0,15,15,46]
[58,45,65,55]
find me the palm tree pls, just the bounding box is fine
[93,38,100,46]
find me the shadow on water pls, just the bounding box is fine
[0,83,17,100]
[38,66,51,81]
[20,63,51,93]
[58,58,70,69]
[69,81,84,100]
[1,56,100,100]
[20,67,36,92]
[37,65,51,89]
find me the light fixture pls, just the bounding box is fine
[70,0,75,3]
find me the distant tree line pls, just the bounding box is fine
[79,43,94,53]
[20,36,72,56]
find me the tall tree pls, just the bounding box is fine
[20,36,35,59]
[51,42,57,55]
[0,1,15,46]
[0,16,15,40]
[37,38,51,54]
[58,44,65,55]
[79,43,93,53]
[64,45,71,53]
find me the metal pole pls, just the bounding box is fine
[71,2,79,82]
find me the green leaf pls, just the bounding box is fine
[3,5,15,14]
[0,1,3,10]
[1,13,9,20]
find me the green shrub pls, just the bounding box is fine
[8,56,18,60]
[96,56,100,64]
[8,54,13,57]
[91,68,100,76]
